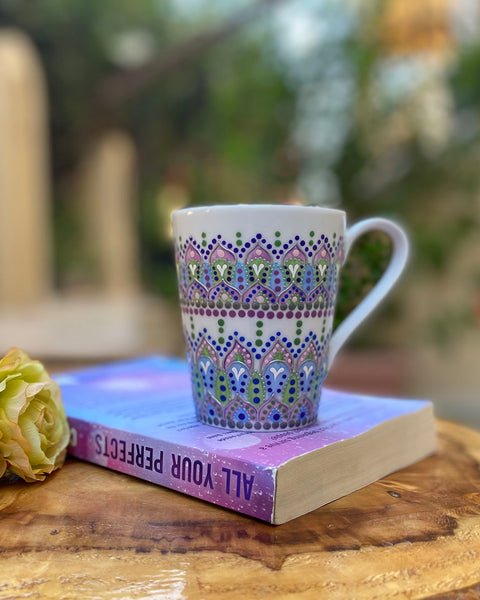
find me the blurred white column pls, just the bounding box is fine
[0,29,54,306]
[80,130,140,295]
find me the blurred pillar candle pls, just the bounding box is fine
[0,29,54,307]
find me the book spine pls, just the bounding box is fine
[67,417,276,523]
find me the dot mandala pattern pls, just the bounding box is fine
[175,231,344,314]
[176,230,343,430]
[186,330,328,430]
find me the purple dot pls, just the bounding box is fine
[194,308,199,315]
[286,311,293,319]
[221,309,227,317]
[275,286,281,292]
[311,310,317,317]
[247,310,255,318]
[304,311,310,317]
[277,313,284,319]
[199,308,205,315]
[206,309,212,316]
[274,278,280,284]
[295,311,302,319]
[213,309,219,317]
[257,310,265,318]
[229,310,236,317]
[239,310,246,318]
[267,312,274,319]
[256,233,262,239]
[238,277,244,283]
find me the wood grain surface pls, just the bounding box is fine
[2,419,480,599]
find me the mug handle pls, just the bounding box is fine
[327,217,409,370]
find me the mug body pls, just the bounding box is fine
[172,205,345,430]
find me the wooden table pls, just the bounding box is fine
[2,419,480,599]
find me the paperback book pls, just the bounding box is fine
[58,356,436,524]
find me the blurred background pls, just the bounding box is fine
[1,0,480,425]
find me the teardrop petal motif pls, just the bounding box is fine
[223,340,253,372]
[263,360,290,396]
[227,361,250,396]
[246,371,266,407]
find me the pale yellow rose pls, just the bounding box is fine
[0,348,70,482]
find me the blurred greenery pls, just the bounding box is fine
[1,0,479,348]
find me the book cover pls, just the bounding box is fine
[58,356,436,524]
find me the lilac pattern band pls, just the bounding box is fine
[185,329,329,430]
[175,231,344,310]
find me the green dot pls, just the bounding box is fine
[274,240,281,247]
[309,240,313,246]
[321,335,325,342]
[296,320,302,327]
[236,240,242,246]
[201,232,206,238]
[191,333,195,340]
[294,338,301,345]
[333,232,337,238]
[296,329,302,335]
[275,231,281,237]
[219,337,225,344]
[256,320,263,328]
[219,327,224,334]
[309,230,315,237]
[202,241,207,247]
[236,232,242,238]
[255,339,263,347]
[218,319,224,326]
[256,330,263,337]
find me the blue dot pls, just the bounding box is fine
[220,395,227,402]
[290,379,295,385]
[253,397,260,404]
[253,387,259,394]
[273,413,280,421]
[220,385,226,392]
[238,413,246,420]
[288,397,295,403]
[289,387,296,394]
[219,375,225,381]
[253,378,260,384]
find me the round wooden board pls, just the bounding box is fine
[2,419,480,599]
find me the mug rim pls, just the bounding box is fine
[172,204,346,218]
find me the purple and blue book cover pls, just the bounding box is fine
[58,356,432,522]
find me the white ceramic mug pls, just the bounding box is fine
[172,205,408,431]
